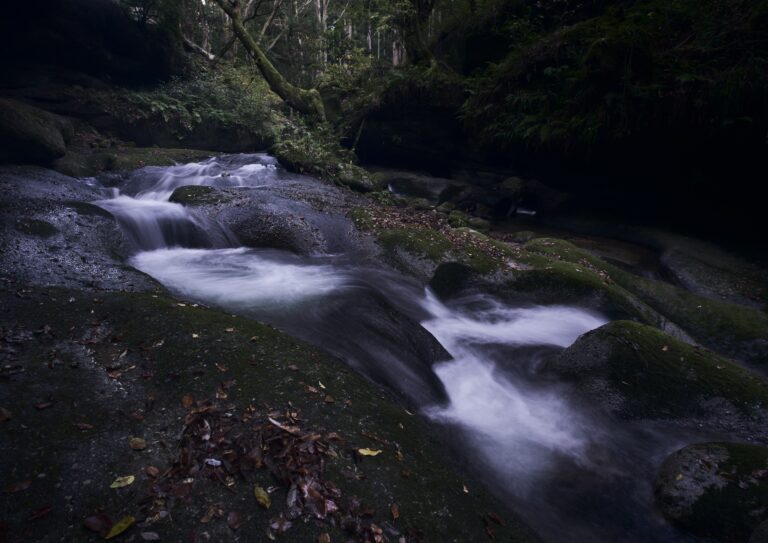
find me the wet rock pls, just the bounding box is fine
[0,165,155,291]
[547,321,768,436]
[0,98,72,164]
[654,442,768,542]
[168,185,215,205]
[519,238,768,365]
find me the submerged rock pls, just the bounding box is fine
[654,442,768,542]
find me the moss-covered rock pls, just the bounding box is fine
[168,185,216,205]
[520,238,768,364]
[272,139,378,193]
[0,98,72,164]
[547,321,768,426]
[53,146,214,177]
[0,284,538,543]
[654,442,768,542]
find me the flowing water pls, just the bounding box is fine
[93,154,705,542]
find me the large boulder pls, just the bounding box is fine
[0,98,72,164]
[654,442,768,542]
[545,321,768,436]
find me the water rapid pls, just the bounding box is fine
[93,154,704,543]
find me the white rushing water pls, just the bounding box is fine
[421,291,608,481]
[132,247,350,309]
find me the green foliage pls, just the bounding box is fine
[461,0,768,153]
[100,64,281,139]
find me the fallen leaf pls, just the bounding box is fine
[215,363,228,372]
[84,514,113,536]
[140,532,160,541]
[288,365,299,371]
[34,402,53,410]
[324,395,335,404]
[181,394,194,408]
[227,511,242,530]
[105,515,135,539]
[390,503,400,520]
[254,486,271,509]
[224,328,235,333]
[5,480,31,493]
[130,437,147,450]
[358,448,382,457]
[73,422,94,430]
[487,512,504,525]
[462,484,470,494]
[0,407,12,421]
[317,534,331,543]
[191,333,199,339]
[110,475,135,489]
[145,466,160,478]
[318,381,326,389]
[28,505,52,520]
[662,345,669,352]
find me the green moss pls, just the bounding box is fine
[522,238,768,363]
[53,147,214,177]
[168,185,216,205]
[378,228,452,262]
[448,210,469,228]
[347,207,374,231]
[14,218,58,237]
[556,320,768,420]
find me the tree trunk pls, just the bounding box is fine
[212,0,325,120]
[396,0,437,66]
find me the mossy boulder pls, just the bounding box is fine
[547,321,768,427]
[53,147,214,177]
[0,98,72,164]
[272,140,378,193]
[168,185,216,205]
[654,442,768,542]
[519,238,768,364]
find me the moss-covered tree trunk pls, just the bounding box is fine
[212,0,325,120]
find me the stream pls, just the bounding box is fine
[93,154,705,543]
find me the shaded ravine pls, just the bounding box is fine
[94,154,709,543]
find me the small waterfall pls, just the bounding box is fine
[94,154,278,250]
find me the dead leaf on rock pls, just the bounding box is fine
[227,511,242,530]
[5,480,31,493]
[254,486,271,509]
[358,448,382,457]
[34,402,53,410]
[145,466,160,478]
[224,328,235,333]
[130,437,147,450]
[110,475,135,489]
[28,505,52,520]
[324,395,335,404]
[317,533,331,543]
[73,422,94,431]
[105,515,135,539]
[181,394,194,408]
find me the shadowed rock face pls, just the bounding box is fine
[0,165,155,291]
[654,442,768,543]
[0,99,72,164]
